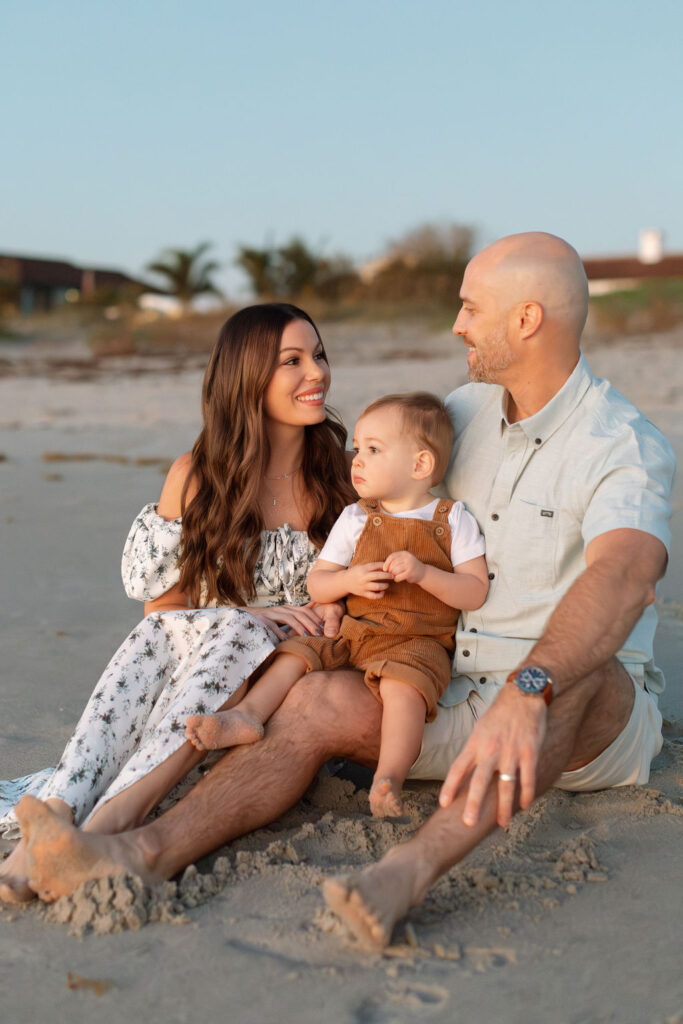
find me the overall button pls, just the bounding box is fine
[372,516,382,526]
[435,525,445,536]
[437,504,449,513]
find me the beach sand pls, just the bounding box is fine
[0,322,681,1024]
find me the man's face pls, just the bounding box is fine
[452,261,514,384]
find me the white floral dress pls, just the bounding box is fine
[0,504,318,838]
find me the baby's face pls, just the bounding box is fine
[351,408,421,501]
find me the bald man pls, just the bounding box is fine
[15,235,675,934]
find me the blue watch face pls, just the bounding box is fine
[516,666,549,695]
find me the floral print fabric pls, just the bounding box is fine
[0,506,318,837]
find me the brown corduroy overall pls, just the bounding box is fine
[279,498,459,720]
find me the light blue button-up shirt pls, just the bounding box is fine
[440,353,675,706]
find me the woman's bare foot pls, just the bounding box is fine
[185,709,264,751]
[16,796,161,902]
[369,776,404,818]
[0,798,74,903]
[323,851,420,950]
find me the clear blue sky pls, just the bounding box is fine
[3,0,682,296]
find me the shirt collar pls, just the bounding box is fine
[499,352,593,446]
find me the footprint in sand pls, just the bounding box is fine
[355,982,449,1022]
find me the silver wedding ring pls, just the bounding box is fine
[499,772,515,782]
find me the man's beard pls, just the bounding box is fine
[467,325,514,383]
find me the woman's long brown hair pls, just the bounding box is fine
[177,303,354,606]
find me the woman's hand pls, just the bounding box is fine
[246,603,326,642]
[310,601,345,637]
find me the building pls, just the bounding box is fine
[0,253,155,314]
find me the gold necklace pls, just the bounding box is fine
[262,467,301,508]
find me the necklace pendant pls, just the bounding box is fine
[272,497,277,507]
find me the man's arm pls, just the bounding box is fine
[439,528,667,826]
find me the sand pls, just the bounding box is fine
[0,321,681,1024]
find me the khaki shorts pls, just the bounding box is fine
[408,672,663,791]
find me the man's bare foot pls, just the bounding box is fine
[323,853,419,950]
[369,776,404,818]
[16,796,161,902]
[0,841,34,904]
[185,709,264,751]
[0,798,74,903]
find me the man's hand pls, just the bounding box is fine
[345,562,394,599]
[383,550,426,584]
[311,601,345,637]
[439,685,547,828]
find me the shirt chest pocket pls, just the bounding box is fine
[503,498,559,598]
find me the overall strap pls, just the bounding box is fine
[432,498,454,523]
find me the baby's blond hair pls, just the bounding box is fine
[359,392,454,483]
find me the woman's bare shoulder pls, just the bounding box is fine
[157,452,197,519]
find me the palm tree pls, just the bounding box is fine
[146,242,223,309]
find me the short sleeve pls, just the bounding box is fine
[448,501,486,567]
[581,424,675,553]
[121,503,183,601]
[317,504,366,566]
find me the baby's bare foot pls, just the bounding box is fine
[185,709,264,751]
[369,777,404,818]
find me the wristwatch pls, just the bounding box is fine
[506,665,554,705]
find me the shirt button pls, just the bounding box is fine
[488,572,495,581]
[372,516,382,526]
[462,649,470,657]
[491,513,499,521]
[469,627,477,633]
[535,437,542,445]
[479,676,487,684]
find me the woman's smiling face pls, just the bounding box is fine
[263,319,330,427]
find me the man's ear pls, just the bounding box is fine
[517,301,544,339]
[413,449,435,481]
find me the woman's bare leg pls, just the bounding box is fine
[370,679,427,819]
[82,680,250,835]
[0,798,73,903]
[185,655,308,752]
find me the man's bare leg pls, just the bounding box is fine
[185,654,307,751]
[20,671,382,901]
[370,679,427,819]
[324,658,635,949]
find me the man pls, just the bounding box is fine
[17,234,674,943]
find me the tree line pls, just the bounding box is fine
[147,223,474,309]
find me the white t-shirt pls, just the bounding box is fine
[318,499,486,569]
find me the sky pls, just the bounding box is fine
[3,0,682,296]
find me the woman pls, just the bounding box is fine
[0,303,354,902]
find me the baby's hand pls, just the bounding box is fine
[346,561,393,599]
[383,550,425,584]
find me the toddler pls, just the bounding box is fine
[186,392,488,816]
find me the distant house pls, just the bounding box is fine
[0,253,156,314]
[582,230,683,295]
